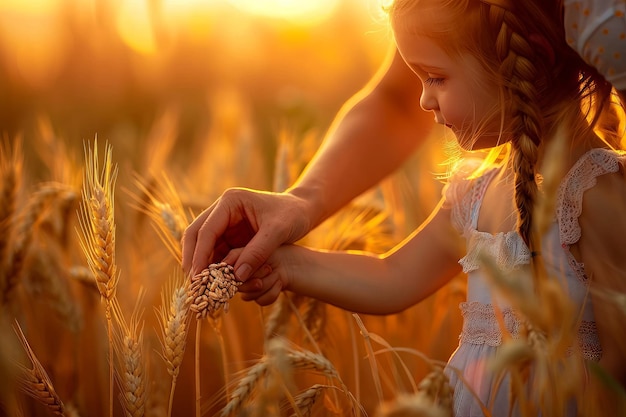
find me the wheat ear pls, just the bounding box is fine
[13,321,66,416]
[219,358,269,417]
[130,173,188,263]
[289,384,327,417]
[188,262,242,416]
[77,139,119,417]
[156,270,191,417]
[112,297,147,417]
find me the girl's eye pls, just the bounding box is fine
[424,77,445,87]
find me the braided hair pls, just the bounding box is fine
[389,0,616,251]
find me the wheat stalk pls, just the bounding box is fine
[76,139,119,417]
[13,321,66,416]
[156,270,191,417]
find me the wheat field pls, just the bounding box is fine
[1,1,625,416]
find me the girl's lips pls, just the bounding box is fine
[445,123,453,128]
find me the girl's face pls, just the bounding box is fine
[394,30,507,150]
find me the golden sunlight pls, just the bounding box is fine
[226,0,340,24]
[116,0,157,55]
[0,0,64,88]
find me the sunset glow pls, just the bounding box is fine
[226,0,340,23]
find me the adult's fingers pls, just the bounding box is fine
[182,204,214,273]
[183,198,232,275]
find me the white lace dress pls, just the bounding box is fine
[443,148,624,416]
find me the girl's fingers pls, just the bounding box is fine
[239,268,280,301]
[255,280,283,306]
[238,278,263,293]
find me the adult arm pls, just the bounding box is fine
[287,46,432,227]
[182,47,432,277]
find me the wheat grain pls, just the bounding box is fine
[189,262,241,320]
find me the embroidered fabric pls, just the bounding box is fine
[441,149,625,368]
[443,160,497,235]
[459,230,530,273]
[556,148,622,246]
[458,302,521,346]
[458,301,602,361]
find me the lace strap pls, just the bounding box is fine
[443,158,498,234]
[556,148,624,246]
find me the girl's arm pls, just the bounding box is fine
[239,198,464,315]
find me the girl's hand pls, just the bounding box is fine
[224,246,293,306]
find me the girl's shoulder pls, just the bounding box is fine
[556,148,626,246]
[442,157,497,204]
[442,157,500,232]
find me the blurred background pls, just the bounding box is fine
[0,0,395,190]
[0,2,462,415]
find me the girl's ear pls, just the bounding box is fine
[529,34,555,66]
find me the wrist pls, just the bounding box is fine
[286,182,328,230]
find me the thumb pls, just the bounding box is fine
[232,230,283,281]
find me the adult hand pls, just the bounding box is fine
[182,187,312,281]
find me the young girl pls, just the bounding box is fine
[230,0,626,414]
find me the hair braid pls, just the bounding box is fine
[486,2,543,249]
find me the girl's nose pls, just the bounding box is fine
[420,89,437,112]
